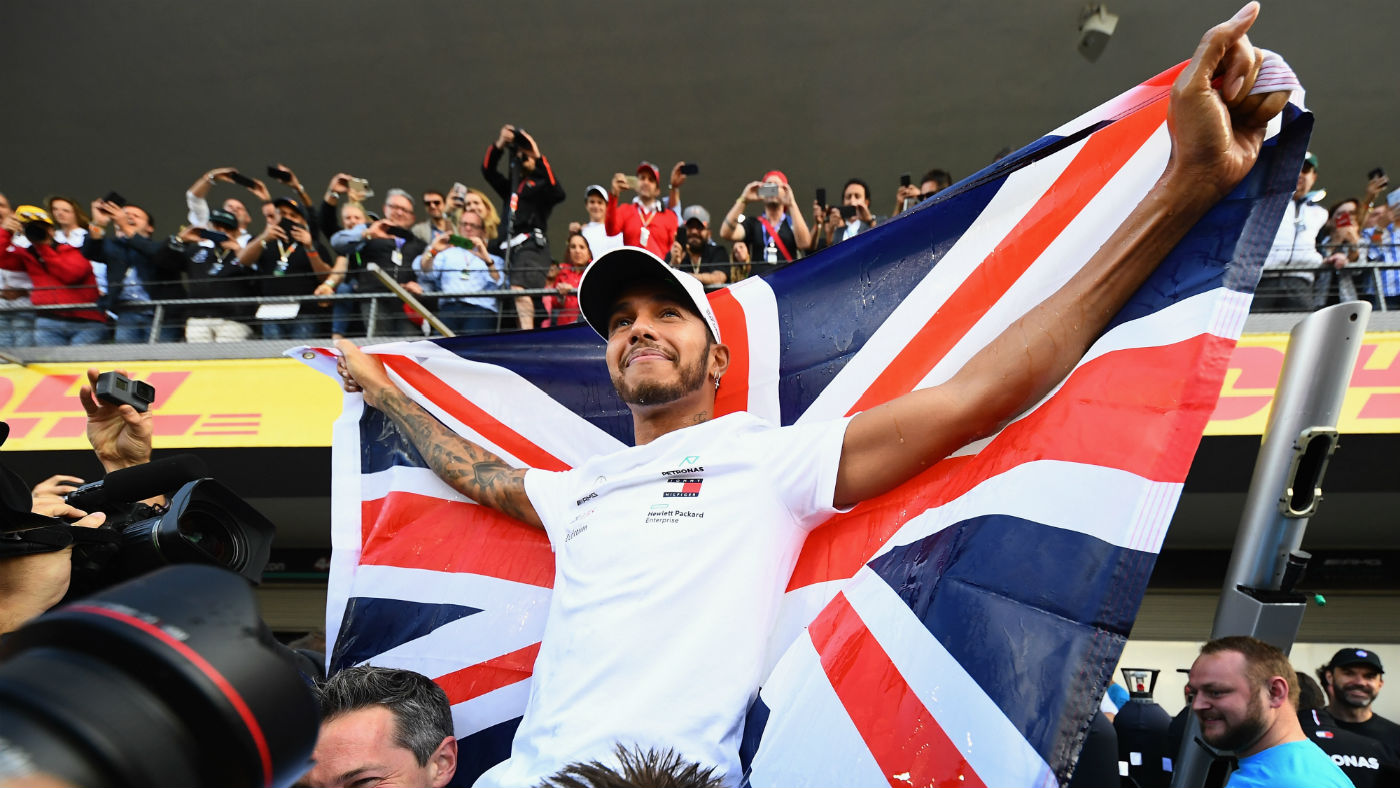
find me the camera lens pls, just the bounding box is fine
[176,507,245,569]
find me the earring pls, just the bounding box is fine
[714,375,721,390]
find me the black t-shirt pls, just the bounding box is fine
[252,238,331,298]
[1334,712,1400,763]
[158,239,254,319]
[671,240,729,278]
[358,236,427,291]
[1300,709,1392,787]
[740,213,798,266]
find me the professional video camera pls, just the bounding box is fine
[1,445,276,598]
[60,453,277,595]
[0,564,319,787]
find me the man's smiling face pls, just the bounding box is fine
[605,282,716,408]
[1187,650,1270,753]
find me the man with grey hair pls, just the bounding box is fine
[299,666,458,788]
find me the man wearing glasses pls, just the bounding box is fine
[413,191,453,244]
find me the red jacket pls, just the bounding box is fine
[604,196,677,258]
[0,229,106,322]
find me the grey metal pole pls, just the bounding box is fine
[1171,301,1371,787]
[366,263,456,338]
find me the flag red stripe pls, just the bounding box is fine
[847,100,1168,415]
[791,333,1233,590]
[808,593,987,788]
[709,287,751,417]
[382,354,571,472]
[361,492,555,588]
[437,642,541,706]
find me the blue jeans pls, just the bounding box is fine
[440,302,500,335]
[113,311,155,343]
[331,281,357,336]
[0,310,35,347]
[34,316,108,346]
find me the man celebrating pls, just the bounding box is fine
[1186,636,1352,787]
[1324,648,1400,763]
[337,6,1289,785]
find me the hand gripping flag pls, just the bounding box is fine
[298,54,1308,787]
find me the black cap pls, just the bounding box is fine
[208,209,238,229]
[1329,648,1383,673]
[272,197,300,213]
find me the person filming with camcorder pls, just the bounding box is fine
[0,368,318,787]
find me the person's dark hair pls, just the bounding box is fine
[539,744,723,788]
[422,189,445,202]
[920,169,953,190]
[1199,635,1299,708]
[842,178,870,203]
[315,666,453,766]
[1295,670,1327,712]
[1315,663,1333,697]
[126,204,155,231]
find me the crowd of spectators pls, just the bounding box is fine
[1257,154,1400,312]
[2,137,1395,348]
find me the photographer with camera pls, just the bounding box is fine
[0,366,150,634]
[484,125,565,329]
[239,198,332,339]
[718,169,812,269]
[0,205,107,345]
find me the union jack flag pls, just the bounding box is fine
[298,57,1308,786]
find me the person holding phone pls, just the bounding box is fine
[238,198,332,339]
[606,161,685,260]
[84,199,179,343]
[413,208,506,335]
[184,166,269,247]
[811,178,877,252]
[156,208,255,342]
[719,169,812,268]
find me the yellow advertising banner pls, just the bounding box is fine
[1206,331,1400,436]
[0,359,342,451]
[1,331,1397,451]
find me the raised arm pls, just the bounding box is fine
[835,3,1287,507]
[335,339,541,529]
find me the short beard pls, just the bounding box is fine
[612,345,709,407]
[1201,692,1269,753]
[1335,685,1375,709]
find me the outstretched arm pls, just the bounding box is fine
[835,3,1288,507]
[335,340,542,529]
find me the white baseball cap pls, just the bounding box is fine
[578,247,721,343]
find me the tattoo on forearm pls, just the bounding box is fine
[377,390,535,524]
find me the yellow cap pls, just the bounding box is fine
[14,205,53,225]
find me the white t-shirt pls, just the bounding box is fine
[579,220,623,258]
[476,411,851,788]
